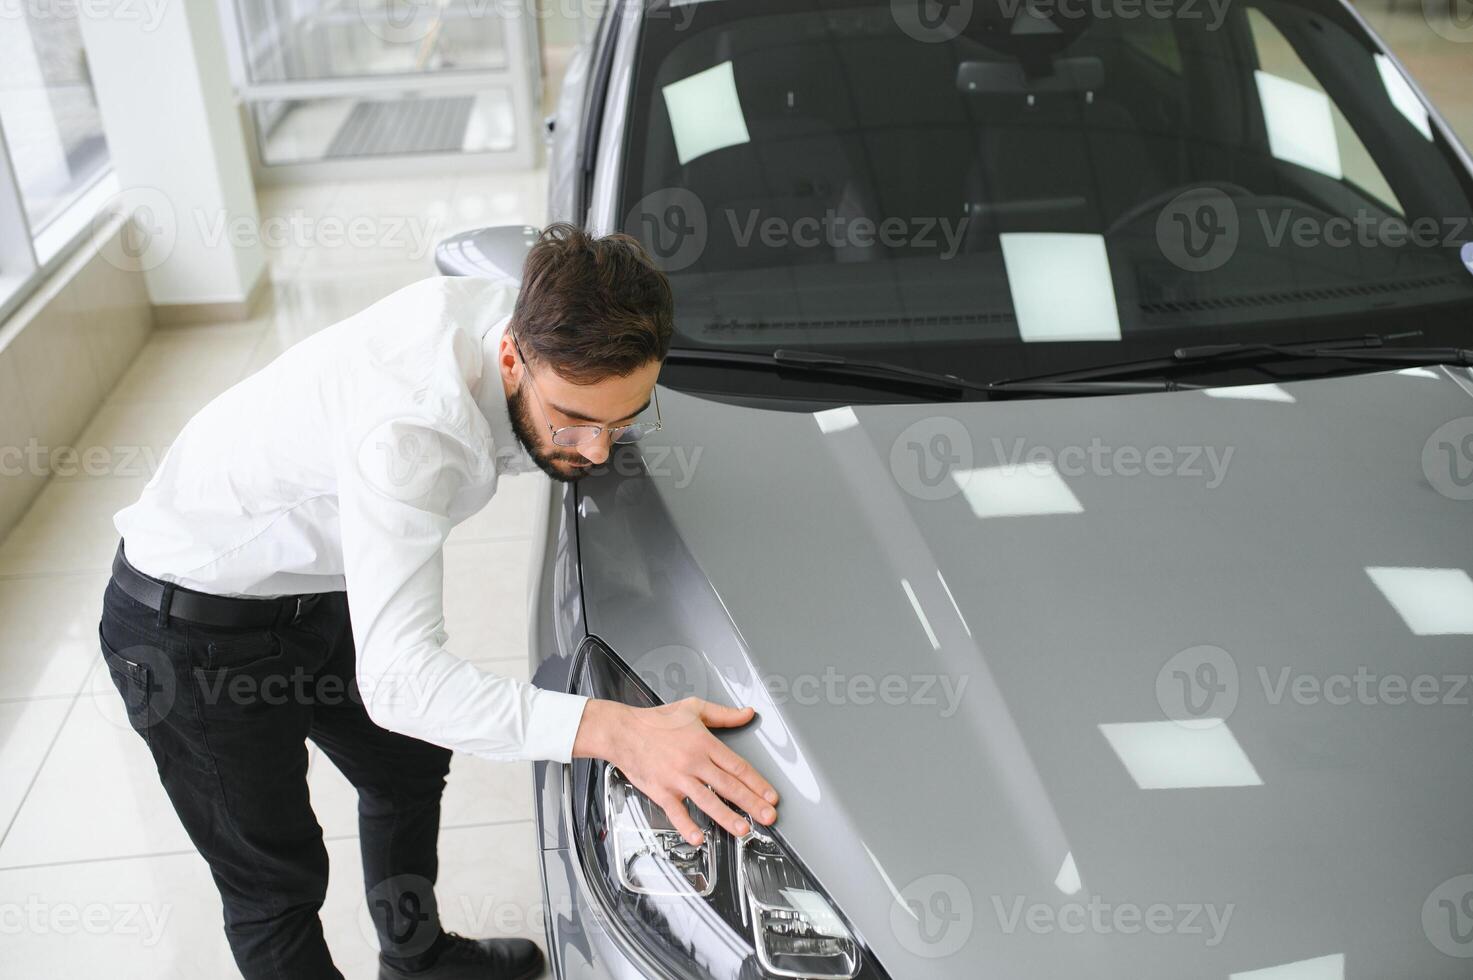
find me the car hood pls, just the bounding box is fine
[574,366,1473,979]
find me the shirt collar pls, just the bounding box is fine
[476,312,539,476]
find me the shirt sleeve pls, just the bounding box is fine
[336,410,589,763]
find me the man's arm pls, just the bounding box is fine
[338,414,588,761]
[338,412,779,837]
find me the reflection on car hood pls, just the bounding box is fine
[574,367,1473,980]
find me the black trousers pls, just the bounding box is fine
[98,570,453,979]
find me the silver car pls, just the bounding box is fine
[439,0,1473,976]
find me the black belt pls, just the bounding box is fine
[112,542,325,629]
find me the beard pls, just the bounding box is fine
[507,383,593,484]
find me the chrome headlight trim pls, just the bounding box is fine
[563,634,883,980]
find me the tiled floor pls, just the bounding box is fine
[2,11,1471,977]
[0,169,555,979]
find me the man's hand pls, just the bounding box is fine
[572,697,779,846]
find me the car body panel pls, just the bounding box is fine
[569,367,1473,978]
[539,840,654,980]
[528,478,584,852]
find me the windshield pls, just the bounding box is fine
[617,0,1473,401]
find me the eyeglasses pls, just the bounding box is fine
[512,333,663,448]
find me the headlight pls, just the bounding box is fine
[605,763,718,897]
[736,828,860,978]
[570,637,887,980]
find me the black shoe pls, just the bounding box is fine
[378,932,546,980]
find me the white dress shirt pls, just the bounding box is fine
[115,276,590,764]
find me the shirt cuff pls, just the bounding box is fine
[525,688,591,764]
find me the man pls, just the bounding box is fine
[99,224,778,980]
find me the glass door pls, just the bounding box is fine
[219,0,540,174]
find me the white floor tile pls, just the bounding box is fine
[444,171,550,236]
[0,697,71,837]
[449,471,551,545]
[106,321,267,411]
[287,176,457,275]
[0,476,145,576]
[250,268,435,367]
[0,571,109,701]
[0,668,195,867]
[0,849,237,980]
[50,397,196,485]
[255,181,343,223]
[444,540,536,660]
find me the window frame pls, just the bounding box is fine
[0,114,42,325]
[0,110,119,327]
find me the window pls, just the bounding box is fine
[222,0,540,169]
[0,10,111,235]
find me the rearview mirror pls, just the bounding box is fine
[956,56,1105,95]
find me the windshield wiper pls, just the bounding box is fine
[1169,332,1418,361]
[1274,347,1473,365]
[665,347,1203,399]
[665,334,1470,403]
[664,346,989,397]
[984,379,1203,396]
[992,331,1468,388]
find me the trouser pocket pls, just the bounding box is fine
[98,627,178,744]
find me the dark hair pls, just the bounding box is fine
[510,223,674,384]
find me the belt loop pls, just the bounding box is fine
[291,594,321,625]
[156,583,175,628]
